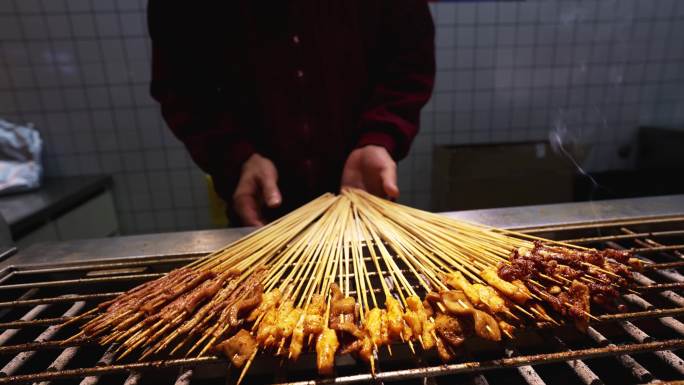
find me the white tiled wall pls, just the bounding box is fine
[401,0,684,209]
[0,0,210,233]
[0,0,683,234]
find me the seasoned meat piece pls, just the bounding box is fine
[510,280,533,298]
[364,307,389,347]
[215,329,256,368]
[141,270,215,314]
[602,248,632,263]
[482,268,530,304]
[472,284,508,313]
[331,297,356,317]
[308,294,326,314]
[303,294,325,335]
[584,250,605,266]
[425,291,441,303]
[559,280,591,331]
[247,288,282,322]
[403,307,422,337]
[440,290,474,316]
[316,327,339,375]
[498,320,515,337]
[340,334,373,363]
[548,285,561,295]
[530,303,553,322]
[604,261,632,278]
[330,283,347,302]
[529,285,564,314]
[444,271,480,306]
[100,270,175,311]
[277,304,302,339]
[404,296,435,350]
[422,318,436,350]
[159,290,194,321]
[256,308,278,347]
[385,297,404,339]
[546,293,564,314]
[289,315,306,361]
[334,320,365,339]
[586,282,619,299]
[498,258,535,281]
[304,318,324,334]
[403,296,423,337]
[404,295,434,349]
[289,294,327,361]
[435,335,455,362]
[340,339,362,355]
[544,245,603,267]
[627,258,643,271]
[553,265,583,280]
[227,284,263,326]
[402,321,414,340]
[329,284,361,338]
[423,299,434,318]
[183,274,228,314]
[472,309,501,341]
[434,314,465,348]
[473,283,509,313]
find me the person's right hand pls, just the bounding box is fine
[232,153,282,226]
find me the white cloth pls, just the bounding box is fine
[0,119,43,195]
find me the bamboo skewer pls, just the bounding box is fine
[65,189,639,383]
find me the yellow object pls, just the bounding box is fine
[206,175,229,227]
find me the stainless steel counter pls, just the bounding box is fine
[2,194,683,269]
[443,194,684,229]
[0,175,112,236]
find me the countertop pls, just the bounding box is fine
[0,175,112,237]
[1,194,683,269]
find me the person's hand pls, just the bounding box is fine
[233,153,282,226]
[341,145,399,199]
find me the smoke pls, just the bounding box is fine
[549,111,599,190]
[548,111,603,236]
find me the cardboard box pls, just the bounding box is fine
[432,142,576,211]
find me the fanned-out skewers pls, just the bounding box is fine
[64,189,643,381]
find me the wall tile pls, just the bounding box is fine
[476,26,497,47]
[17,0,42,13]
[436,4,456,26]
[477,3,497,24]
[0,16,22,39]
[496,3,517,24]
[119,12,146,37]
[95,13,121,37]
[435,112,453,133]
[496,25,516,46]
[455,26,475,47]
[117,0,144,11]
[0,92,17,114]
[436,48,456,70]
[456,3,476,25]
[436,26,456,48]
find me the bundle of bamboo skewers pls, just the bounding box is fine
[64,188,641,381]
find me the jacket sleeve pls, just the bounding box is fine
[148,0,256,199]
[357,0,435,160]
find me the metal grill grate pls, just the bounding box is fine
[0,216,684,384]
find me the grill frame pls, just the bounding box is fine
[1,201,684,384]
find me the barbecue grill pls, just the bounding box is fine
[1,195,683,385]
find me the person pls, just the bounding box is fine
[148,0,435,226]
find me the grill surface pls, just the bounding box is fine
[1,206,684,384]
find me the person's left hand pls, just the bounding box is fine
[341,145,399,199]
